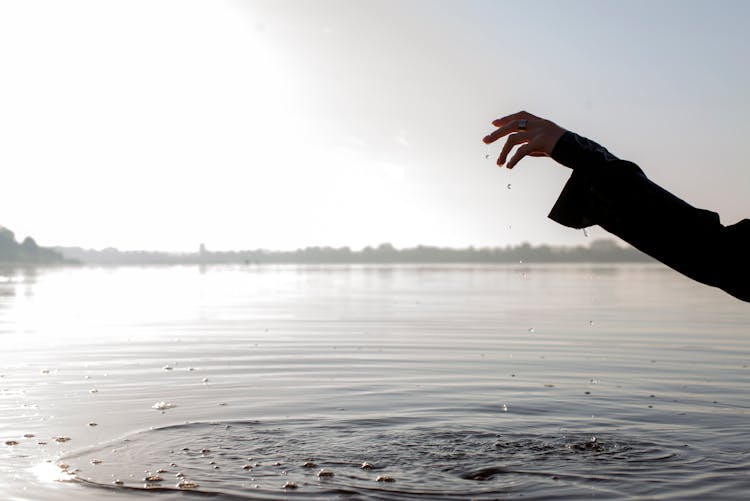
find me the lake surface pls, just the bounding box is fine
[1,263,749,500]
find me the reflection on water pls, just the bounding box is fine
[1,264,749,500]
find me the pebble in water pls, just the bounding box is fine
[5,440,19,446]
[40,369,50,374]
[90,459,102,465]
[177,480,199,489]
[89,389,98,394]
[156,468,167,473]
[144,474,163,482]
[317,469,334,478]
[88,422,98,427]
[242,464,253,470]
[361,462,374,470]
[163,365,173,371]
[113,479,124,486]
[53,436,71,443]
[23,433,34,438]
[282,481,298,489]
[376,475,395,482]
[302,461,316,468]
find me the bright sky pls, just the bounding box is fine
[1,0,749,251]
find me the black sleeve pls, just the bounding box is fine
[548,131,750,303]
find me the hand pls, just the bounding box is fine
[482,111,566,169]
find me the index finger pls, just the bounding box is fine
[491,110,539,129]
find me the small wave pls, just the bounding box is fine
[60,419,686,500]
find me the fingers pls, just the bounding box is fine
[497,132,531,166]
[483,110,540,145]
[507,142,536,169]
[483,118,539,145]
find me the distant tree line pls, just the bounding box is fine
[0,226,68,264]
[55,239,653,265]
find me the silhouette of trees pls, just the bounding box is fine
[0,226,67,264]
[55,239,652,265]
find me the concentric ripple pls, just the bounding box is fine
[60,418,685,500]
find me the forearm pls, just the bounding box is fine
[549,131,750,302]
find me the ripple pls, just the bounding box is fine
[60,419,686,500]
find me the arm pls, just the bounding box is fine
[483,111,750,303]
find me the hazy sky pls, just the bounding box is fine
[2,0,749,251]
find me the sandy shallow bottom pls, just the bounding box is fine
[1,264,749,500]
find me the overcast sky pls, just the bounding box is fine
[1,0,749,251]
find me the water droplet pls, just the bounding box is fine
[588,320,594,327]
[528,327,535,333]
[501,404,508,412]
[151,401,176,410]
[583,228,590,237]
[376,475,395,482]
[506,183,512,190]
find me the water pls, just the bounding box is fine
[1,264,749,500]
